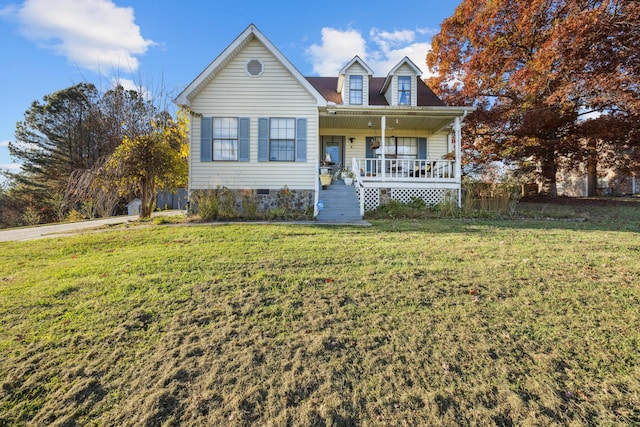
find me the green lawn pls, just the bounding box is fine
[1,202,639,426]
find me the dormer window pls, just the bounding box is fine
[337,56,374,105]
[398,76,411,105]
[349,75,363,105]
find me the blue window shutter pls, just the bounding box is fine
[365,137,374,174]
[238,117,250,162]
[295,118,307,162]
[258,118,268,161]
[418,137,427,159]
[200,117,212,161]
[366,137,374,158]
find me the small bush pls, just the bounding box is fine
[67,209,84,222]
[435,191,460,218]
[80,200,95,219]
[190,187,238,221]
[242,192,259,219]
[21,207,42,226]
[366,199,437,220]
[407,196,427,210]
[190,189,219,221]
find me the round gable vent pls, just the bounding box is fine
[246,59,264,77]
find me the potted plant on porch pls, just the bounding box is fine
[342,170,355,185]
[319,174,332,189]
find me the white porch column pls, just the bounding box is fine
[381,115,386,181]
[454,117,462,206]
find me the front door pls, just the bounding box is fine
[321,136,345,173]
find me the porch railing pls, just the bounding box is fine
[352,158,455,181]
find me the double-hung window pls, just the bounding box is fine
[213,118,238,160]
[379,137,418,159]
[398,76,411,105]
[269,118,295,161]
[349,75,363,105]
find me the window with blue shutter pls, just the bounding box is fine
[258,117,307,162]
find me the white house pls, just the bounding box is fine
[174,24,473,220]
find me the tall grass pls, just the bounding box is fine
[462,178,522,217]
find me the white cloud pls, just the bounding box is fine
[111,77,141,92]
[110,77,152,101]
[0,140,9,148]
[307,27,367,76]
[11,0,154,73]
[306,26,436,78]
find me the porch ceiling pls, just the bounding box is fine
[319,107,469,134]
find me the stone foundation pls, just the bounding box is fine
[190,188,314,219]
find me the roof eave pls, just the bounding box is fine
[321,105,475,117]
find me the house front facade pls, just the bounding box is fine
[174,24,473,219]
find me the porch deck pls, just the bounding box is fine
[349,158,461,213]
[353,158,457,183]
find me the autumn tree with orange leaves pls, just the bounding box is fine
[427,0,640,196]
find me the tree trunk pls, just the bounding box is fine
[139,179,155,219]
[539,146,557,197]
[586,139,597,197]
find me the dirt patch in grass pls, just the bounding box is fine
[1,213,639,425]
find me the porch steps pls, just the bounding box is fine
[316,180,362,222]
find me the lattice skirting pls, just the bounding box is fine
[361,187,457,210]
[360,187,380,211]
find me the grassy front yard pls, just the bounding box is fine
[1,201,639,425]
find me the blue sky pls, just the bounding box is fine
[0,0,461,174]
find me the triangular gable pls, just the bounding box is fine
[175,24,326,107]
[338,55,374,75]
[380,56,423,94]
[337,55,374,93]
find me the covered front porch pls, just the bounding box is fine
[315,106,469,216]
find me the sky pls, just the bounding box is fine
[0,0,462,175]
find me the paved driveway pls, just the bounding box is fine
[0,210,185,242]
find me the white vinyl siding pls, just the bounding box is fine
[190,39,318,190]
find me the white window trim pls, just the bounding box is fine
[212,117,238,161]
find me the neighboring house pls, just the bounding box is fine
[174,24,473,219]
[557,168,639,197]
